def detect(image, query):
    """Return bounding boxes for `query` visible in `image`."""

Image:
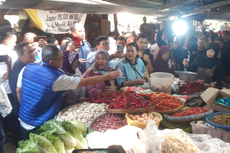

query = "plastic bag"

[135,89,153,97]
[188,134,230,153]
[120,87,144,92]
[138,120,163,153]
[161,129,200,153]
[86,125,142,151]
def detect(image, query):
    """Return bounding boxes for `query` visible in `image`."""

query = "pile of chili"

[87,91,153,109]
[170,107,210,117]
[210,113,230,126]
[150,92,183,111]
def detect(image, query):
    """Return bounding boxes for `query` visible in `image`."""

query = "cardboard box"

[200,88,230,111]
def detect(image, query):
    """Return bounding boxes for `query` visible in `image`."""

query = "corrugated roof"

[1,0,230,20]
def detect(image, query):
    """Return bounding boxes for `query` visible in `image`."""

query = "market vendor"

[116,42,147,87]
[153,45,171,73]
[183,43,225,88]
[83,50,117,97]
[60,51,86,107]
[16,44,121,140]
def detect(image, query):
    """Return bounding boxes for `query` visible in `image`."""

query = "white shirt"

[17,64,81,130]
[0,44,18,94]
[108,37,116,55]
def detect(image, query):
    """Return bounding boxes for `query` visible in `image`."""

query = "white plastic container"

[150,72,174,94]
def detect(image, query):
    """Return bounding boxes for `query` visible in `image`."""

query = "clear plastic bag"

[188,134,230,153]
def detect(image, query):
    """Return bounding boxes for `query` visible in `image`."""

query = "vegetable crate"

[190,121,230,143]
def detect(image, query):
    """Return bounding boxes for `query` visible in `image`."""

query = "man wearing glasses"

[86,36,123,69]
[16,44,121,140]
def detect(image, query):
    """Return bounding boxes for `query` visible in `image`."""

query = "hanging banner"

[25,9,87,34]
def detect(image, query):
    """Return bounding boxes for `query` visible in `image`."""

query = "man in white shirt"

[0,31,18,105]
[86,36,124,69]
[16,44,121,140]
[108,31,117,55]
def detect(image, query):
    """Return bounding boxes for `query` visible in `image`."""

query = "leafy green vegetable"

[16,140,41,153]
[82,128,94,138]
[36,120,77,150]
[40,131,65,153]
[71,120,87,133]
[61,121,88,149]
[30,133,57,153]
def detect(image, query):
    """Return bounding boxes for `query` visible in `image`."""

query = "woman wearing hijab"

[184,43,225,88]
[83,50,117,97]
[116,42,147,87]
[153,45,171,73]
[60,51,86,106]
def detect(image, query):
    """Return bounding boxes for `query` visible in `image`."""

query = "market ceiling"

[1,0,230,21]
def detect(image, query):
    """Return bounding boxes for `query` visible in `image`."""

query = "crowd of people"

[1,16,230,152]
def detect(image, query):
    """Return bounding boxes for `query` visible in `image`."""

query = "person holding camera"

[136,33,153,75]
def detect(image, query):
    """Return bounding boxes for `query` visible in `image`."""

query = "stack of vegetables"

[150,92,183,111]
[16,120,88,153]
[87,91,153,109]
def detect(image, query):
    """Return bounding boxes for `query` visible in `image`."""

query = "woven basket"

[108,107,154,114]
[152,103,185,114]
[164,108,213,122]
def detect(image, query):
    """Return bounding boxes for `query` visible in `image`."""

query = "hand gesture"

[143,54,150,63]
[210,82,217,88]
[67,42,79,53]
[113,50,124,59]
[105,85,117,92]
[183,58,189,68]
[106,71,121,80]
[135,79,146,85]
[38,39,48,47]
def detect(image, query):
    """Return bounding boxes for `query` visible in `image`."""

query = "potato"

[141,113,147,118]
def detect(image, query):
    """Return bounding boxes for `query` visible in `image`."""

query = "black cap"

[214,36,224,42]
[0,25,13,36]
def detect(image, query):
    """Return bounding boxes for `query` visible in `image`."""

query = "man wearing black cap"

[215,36,230,76]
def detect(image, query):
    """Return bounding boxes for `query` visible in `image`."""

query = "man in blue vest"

[16,44,121,140]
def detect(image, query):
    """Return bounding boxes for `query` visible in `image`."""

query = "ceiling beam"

[158,0,230,20]
[211,9,230,16]
[182,0,230,17]
[159,0,196,10]
[139,0,164,5]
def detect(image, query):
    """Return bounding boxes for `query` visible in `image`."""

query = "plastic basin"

[206,112,230,130]
[125,111,162,129]
[150,72,174,94]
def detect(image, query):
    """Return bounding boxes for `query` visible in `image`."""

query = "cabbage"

[40,131,65,153]
[16,140,41,153]
[30,133,57,153]
[36,120,77,150]
[71,120,87,133]
[61,121,88,149]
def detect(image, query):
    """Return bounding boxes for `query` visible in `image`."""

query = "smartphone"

[33,36,47,42]
[0,55,8,62]
[72,36,81,48]
[73,149,119,153]
[143,48,150,55]
[117,44,123,52]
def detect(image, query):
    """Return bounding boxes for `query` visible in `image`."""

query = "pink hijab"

[153,45,170,73]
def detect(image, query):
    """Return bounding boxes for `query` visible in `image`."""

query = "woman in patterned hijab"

[60,51,86,107]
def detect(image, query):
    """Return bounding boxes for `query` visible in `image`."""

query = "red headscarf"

[153,45,170,73]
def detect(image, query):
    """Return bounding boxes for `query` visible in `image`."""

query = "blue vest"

[19,62,64,127]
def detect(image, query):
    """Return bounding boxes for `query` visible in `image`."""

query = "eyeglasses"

[102,43,109,46]
[50,55,65,61]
